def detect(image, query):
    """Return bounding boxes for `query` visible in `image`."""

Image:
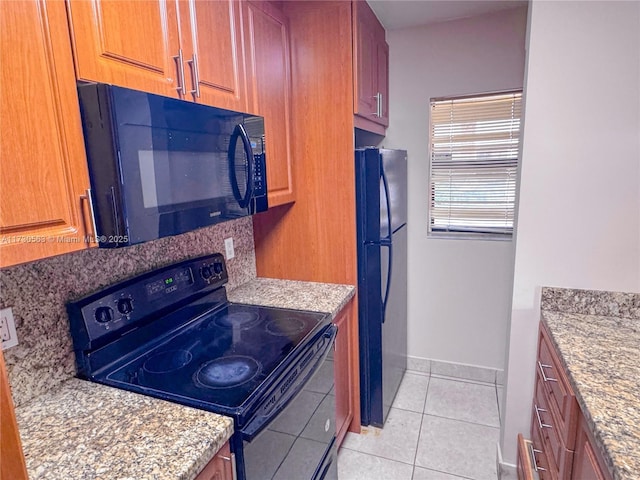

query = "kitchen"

[1,1,639,480]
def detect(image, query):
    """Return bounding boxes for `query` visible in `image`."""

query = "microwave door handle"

[228,124,255,209]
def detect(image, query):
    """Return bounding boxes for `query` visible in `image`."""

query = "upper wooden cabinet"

[67,0,246,110]
[178,0,247,111]
[243,1,295,206]
[352,0,389,134]
[0,0,93,268]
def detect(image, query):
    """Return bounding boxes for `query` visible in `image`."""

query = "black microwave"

[77,83,268,248]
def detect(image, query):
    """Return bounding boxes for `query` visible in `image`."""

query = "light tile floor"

[338,370,502,480]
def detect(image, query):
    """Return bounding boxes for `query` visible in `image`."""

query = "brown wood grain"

[66,0,182,97]
[253,0,360,433]
[352,0,388,128]
[572,415,612,480]
[180,0,247,111]
[194,441,234,480]
[334,299,357,446]
[0,0,93,267]
[1,349,28,480]
[244,0,295,206]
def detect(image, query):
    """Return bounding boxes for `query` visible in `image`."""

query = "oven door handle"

[241,324,337,442]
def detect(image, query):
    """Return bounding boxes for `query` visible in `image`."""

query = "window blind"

[429,91,522,236]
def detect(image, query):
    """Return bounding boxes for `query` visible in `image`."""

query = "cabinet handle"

[219,453,237,480]
[538,361,558,383]
[534,404,552,430]
[80,188,98,244]
[528,442,547,472]
[378,92,383,117]
[372,93,381,117]
[173,49,187,95]
[186,53,201,98]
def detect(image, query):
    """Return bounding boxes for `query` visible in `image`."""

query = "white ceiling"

[367,0,528,30]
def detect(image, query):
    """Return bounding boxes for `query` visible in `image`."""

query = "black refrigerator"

[355,147,408,427]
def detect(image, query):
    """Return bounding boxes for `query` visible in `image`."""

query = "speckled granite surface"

[541,286,640,319]
[540,288,640,480]
[0,217,255,407]
[227,277,355,318]
[14,378,234,480]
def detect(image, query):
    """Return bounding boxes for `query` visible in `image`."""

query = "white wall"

[384,7,528,369]
[501,0,640,464]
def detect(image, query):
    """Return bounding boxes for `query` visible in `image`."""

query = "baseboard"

[496,442,517,479]
[407,356,504,385]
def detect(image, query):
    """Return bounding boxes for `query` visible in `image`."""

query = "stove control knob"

[117,298,133,315]
[201,266,213,280]
[95,306,114,323]
[213,261,223,275]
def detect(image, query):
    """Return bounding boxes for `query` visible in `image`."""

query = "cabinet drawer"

[537,324,579,450]
[532,375,574,479]
[516,434,537,480]
[530,418,556,480]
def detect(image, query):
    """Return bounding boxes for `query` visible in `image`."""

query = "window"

[429,91,522,238]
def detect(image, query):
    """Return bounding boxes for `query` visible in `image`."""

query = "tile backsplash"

[0,217,256,407]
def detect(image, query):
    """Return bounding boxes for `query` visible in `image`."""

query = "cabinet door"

[66,0,183,98]
[244,1,295,206]
[353,0,377,119]
[1,349,27,480]
[376,37,389,126]
[0,0,92,267]
[180,0,247,111]
[195,441,235,480]
[334,300,355,447]
[572,416,612,480]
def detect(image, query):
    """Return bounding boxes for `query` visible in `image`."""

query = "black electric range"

[67,253,338,480]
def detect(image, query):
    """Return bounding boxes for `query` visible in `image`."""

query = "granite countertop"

[541,289,640,480]
[227,277,356,318]
[15,379,234,480]
[12,276,354,480]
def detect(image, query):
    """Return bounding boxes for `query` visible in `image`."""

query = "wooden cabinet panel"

[516,434,535,480]
[573,416,612,480]
[353,1,376,119]
[527,322,613,480]
[532,373,573,479]
[352,0,388,133]
[1,349,28,480]
[181,0,247,111]
[538,324,579,450]
[244,1,295,206]
[334,299,355,447]
[253,0,360,432]
[195,441,235,480]
[0,0,92,267]
[67,0,182,98]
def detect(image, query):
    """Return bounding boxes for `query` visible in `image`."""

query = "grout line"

[422,412,501,429]
[338,445,416,467]
[428,373,497,387]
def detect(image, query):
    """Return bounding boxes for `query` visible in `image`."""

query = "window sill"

[427,231,513,242]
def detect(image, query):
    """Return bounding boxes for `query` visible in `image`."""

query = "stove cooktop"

[102,303,328,409]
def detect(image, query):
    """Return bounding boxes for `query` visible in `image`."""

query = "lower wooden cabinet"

[518,323,612,480]
[195,440,235,480]
[572,415,611,480]
[1,349,28,480]
[333,299,355,447]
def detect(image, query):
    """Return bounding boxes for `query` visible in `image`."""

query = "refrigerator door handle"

[380,240,393,323]
[380,157,393,241]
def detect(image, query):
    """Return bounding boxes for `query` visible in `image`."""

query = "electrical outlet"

[224,237,235,260]
[0,307,18,349]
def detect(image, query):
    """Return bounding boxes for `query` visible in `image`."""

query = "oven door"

[238,328,338,480]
